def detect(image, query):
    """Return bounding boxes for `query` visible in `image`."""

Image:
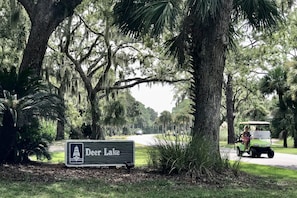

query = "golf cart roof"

[239,121,270,125]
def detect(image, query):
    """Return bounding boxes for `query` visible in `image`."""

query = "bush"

[39,120,56,142]
[148,135,229,178]
[13,118,52,163]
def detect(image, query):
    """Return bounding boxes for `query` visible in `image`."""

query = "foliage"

[15,118,52,162]
[114,1,281,155]
[0,0,28,68]
[148,136,229,178]
[171,99,192,134]
[103,99,127,128]
[44,0,180,139]
[2,150,297,197]
[0,67,64,163]
[39,120,57,142]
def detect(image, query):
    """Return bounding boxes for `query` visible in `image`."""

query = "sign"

[65,140,134,167]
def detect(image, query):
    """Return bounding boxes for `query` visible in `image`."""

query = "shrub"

[148,135,229,178]
[39,120,56,142]
[14,118,52,163]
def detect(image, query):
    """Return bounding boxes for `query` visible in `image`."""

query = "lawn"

[1,142,297,198]
[0,141,297,198]
[1,160,297,198]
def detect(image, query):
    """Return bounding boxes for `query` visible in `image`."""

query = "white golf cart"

[235,121,274,158]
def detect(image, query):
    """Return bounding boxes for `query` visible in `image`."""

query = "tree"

[172,99,192,135]
[158,111,172,134]
[284,61,297,148]
[103,99,126,135]
[48,1,185,139]
[44,19,87,140]
[223,29,281,144]
[258,6,297,147]
[225,73,236,144]
[114,0,281,160]
[17,0,83,76]
[0,0,27,69]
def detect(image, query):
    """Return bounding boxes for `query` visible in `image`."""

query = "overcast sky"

[130,84,175,114]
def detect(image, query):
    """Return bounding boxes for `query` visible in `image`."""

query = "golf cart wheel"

[250,148,257,158]
[236,147,242,157]
[268,149,274,158]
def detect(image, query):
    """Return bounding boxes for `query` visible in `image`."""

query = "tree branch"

[79,35,101,64]
[106,77,190,91]
[77,14,105,37]
[18,0,35,20]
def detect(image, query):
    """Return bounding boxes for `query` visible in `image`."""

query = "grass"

[271,138,297,155]
[1,164,297,198]
[9,135,297,197]
[240,162,297,180]
[272,146,297,155]
[0,180,232,198]
[4,143,297,198]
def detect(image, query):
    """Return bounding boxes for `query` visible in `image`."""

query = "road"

[128,134,297,170]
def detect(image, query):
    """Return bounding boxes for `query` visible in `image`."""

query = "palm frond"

[113,0,146,37]
[114,0,181,37]
[187,0,222,22]
[164,32,187,65]
[233,0,282,30]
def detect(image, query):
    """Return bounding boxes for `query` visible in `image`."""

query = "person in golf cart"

[240,125,251,150]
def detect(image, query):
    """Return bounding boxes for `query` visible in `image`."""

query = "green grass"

[0,180,296,198]
[1,164,297,198]
[240,162,297,180]
[0,180,280,198]
[50,152,65,163]
[270,138,297,154]
[272,146,297,155]
[21,136,297,198]
[134,146,150,166]
[4,144,297,198]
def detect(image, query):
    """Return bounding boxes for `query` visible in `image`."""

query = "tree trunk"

[18,0,83,76]
[191,1,233,157]
[89,92,104,140]
[0,110,17,163]
[226,74,235,144]
[294,117,297,148]
[56,119,65,140]
[282,130,288,148]
[55,79,67,140]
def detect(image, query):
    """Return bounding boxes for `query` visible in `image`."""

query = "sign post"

[65,140,134,169]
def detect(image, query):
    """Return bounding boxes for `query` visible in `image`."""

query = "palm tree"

[114,0,281,159]
[260,66,288,110]
[159,111,172,134]
[259,66,290,147]
[0,67,64,163]
[103,100,127,136]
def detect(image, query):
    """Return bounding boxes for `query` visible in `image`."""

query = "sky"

[130,84,175,114]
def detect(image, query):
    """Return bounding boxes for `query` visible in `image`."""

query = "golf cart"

[235,121,274,158]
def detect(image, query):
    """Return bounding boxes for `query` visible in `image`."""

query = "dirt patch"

[0,163,180,183]
[0,162,279,189]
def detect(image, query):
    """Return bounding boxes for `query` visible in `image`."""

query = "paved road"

[128,134,297,170]
[49,134,297,170]
[221,148,297,170]
[127,134,159,146]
